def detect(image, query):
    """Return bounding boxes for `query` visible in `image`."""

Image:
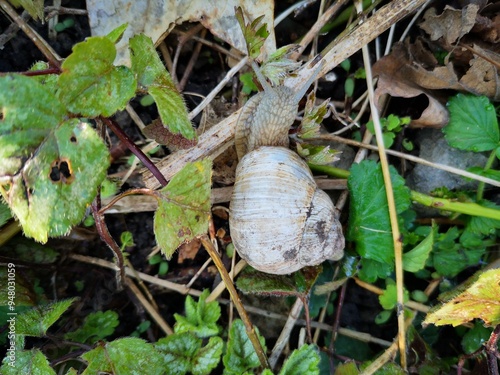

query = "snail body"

[229,62,345,274]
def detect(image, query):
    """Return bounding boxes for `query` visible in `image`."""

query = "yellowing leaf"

[424,269,500,327]
[154,159,212,258]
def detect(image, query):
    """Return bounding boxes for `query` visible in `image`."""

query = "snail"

[229,61,345,274]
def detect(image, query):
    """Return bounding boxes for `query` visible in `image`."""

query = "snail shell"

[229,147,345,274]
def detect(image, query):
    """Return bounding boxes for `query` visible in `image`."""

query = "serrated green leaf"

[81,337,164,375]
[235,7,269,59]
[17,298,76,337]
[424,269,500,327]
[403,226,434,272]
[129,34,195,140]
[432,227,485,277]
[279,344,320,375]
[58,36,136,117]
[192,336,224,375]
[154,159,212,258]
[297,144,340,165]
[106,23,128,43]
[466,166,500,182]
[465,200,500,235]
[347,160,411,266]
[299,93,330,139]
[260,45,301,86]
[64,310,119,344]
[0,75,65,176]
[1,114,109,242]
[174,290,220,338]
[155,333,223,375]
[236,266,321,298]
[357,258,393,283]
[379,284,409,310]
[0,348,56,375]
[443,94,499,152]
[223,319,266,375]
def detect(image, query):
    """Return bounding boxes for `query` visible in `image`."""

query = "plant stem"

[476,149,497,201]
[485,324,500,375]
[411,191,500,220]
[200,235,270,370]
[91,200,125,290]
[310,163,500,220]
[102,118,168,187]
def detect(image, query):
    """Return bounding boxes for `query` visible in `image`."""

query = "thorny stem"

[0,0,61,69]
[200,235,270,370]
[91,200,125,290]
[102,118,168,187]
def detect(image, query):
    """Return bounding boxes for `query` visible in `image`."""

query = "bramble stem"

[102,118,168,187]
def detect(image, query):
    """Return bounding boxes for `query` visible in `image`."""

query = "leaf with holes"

[57,32,136,117]
[130,34,195,140]
[0,75,109,242]
[154,159,212,258]
[424,269,500,327]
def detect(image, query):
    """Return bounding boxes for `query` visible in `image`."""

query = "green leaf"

[379,284,409,310]
[347,160,411,265]
[334,361,359,375]
[155,333,223,375]
[58,36,136,117]
[432,227,485,277]
[105,23,128,43]
[129,34,195,140]
[81,337,164,375]
[424,269,500,327]
[239,72,259,95]
[223,319,266,375]
[403,227,434,272]
[357,258,393,283]
[17,299,76,337]
[465,200,500,235]
[443,94,499,152]
[297,144,340,165]
[154,159,212,258]
[0,348,56,375]
[174,290,220,338]
[15,0,44,21]
[64,310,119,344]
[235,6,269,59]
[0,76,109,242]
[236,266,321,298]
[0,266,36,307]
[461,321,491,354]
[298,93,330,139]
[279,344,320,375]
[467,166,500,182]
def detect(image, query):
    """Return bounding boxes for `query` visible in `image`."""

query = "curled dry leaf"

[86,0,276,66]
[372,42,449,128]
